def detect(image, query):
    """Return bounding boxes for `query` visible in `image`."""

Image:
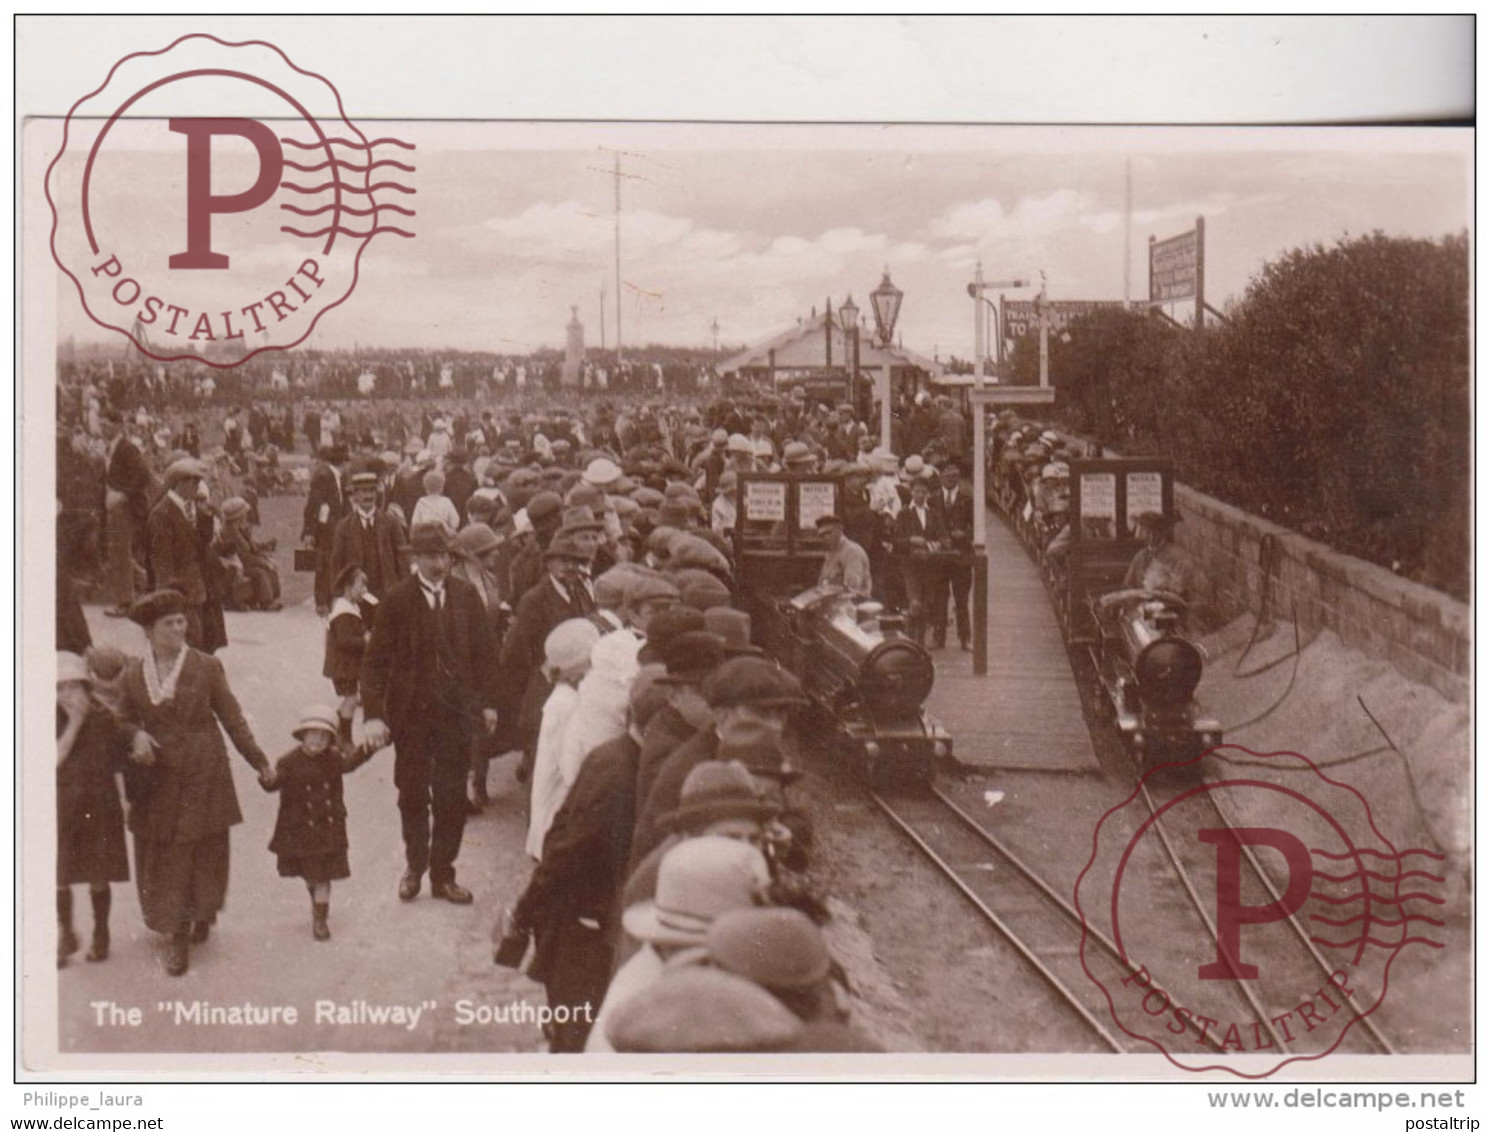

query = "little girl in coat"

[264,705,376,940]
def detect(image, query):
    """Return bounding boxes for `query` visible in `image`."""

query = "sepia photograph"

[14,13,1475,1108]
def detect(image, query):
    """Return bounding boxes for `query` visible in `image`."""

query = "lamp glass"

[837,295,859,334]
[870,271,903,345]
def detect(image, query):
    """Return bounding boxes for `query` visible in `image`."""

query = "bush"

[1011,231,1470,600]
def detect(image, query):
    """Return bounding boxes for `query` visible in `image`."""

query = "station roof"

[720,309,943,377]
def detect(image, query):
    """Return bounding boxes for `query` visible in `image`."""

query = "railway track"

[872,779,1396,1059]
[870,784,1162,1054]
[1136,777,1396,1056]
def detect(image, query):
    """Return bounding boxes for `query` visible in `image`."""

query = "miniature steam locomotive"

[1090,593,1222,763]
[730,472,952,786]
[773,585,952,784]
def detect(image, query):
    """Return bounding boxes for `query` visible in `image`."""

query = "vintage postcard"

[16,16,1474,1093]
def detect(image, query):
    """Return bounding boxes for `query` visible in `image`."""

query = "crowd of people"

[988,416,1201,623]
[55,359,1006,1053]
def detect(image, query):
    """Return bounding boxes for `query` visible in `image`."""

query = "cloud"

[926,190,1095,247]
[485,200,742,264]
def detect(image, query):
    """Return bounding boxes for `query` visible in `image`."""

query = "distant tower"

[562,305,585,387]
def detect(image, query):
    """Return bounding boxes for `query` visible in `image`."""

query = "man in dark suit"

[892,475,949,647]
[931,459,975,650]
[498,533,595,786]
[361,523,499,905]
[331,462,409,609]
[101,411,153,616]
[302,444,346,615]
[146,458,210,647]
[442,449,477,527]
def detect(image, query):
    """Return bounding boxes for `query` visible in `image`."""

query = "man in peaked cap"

[502,673,671,1051]
[630,656,805,869]
[624,570,682,637]
[588,566,636,636]
[331,461,408,608]
[679,572,733,612]
[361,523,500,906]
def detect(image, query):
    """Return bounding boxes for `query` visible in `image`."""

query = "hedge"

[1007,231,1470,600]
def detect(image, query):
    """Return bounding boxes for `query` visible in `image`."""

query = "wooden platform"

[925,511,1101,773]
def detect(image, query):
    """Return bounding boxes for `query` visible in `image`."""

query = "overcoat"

[359,572,499,739]
[266,742,375,859]
[119,650,270,846]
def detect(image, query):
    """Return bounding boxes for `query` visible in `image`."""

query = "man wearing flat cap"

[360,522,499,905]
[146,458,212,648]
[630,656,804,869]
[815,513,872,599]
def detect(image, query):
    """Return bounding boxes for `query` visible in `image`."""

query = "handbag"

[293,547,318,572]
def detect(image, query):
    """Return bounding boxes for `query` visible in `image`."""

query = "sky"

[53,124,1470,361]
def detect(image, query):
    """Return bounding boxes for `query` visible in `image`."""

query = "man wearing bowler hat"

[361,523,499,904]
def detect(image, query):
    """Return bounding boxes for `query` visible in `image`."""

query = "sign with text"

[1149,227,1200,302]
[1125,471,1164,535]
[744,480,787,522]
[797,481,836,529]
[1002,299,1125,340]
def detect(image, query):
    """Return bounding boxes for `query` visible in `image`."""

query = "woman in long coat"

[119,590,274,975]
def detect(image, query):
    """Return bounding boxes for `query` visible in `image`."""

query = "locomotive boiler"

[776,584,952,784]
[1092,593,1222,764]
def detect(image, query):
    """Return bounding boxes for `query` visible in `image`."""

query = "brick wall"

[1173,486,1469,703]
